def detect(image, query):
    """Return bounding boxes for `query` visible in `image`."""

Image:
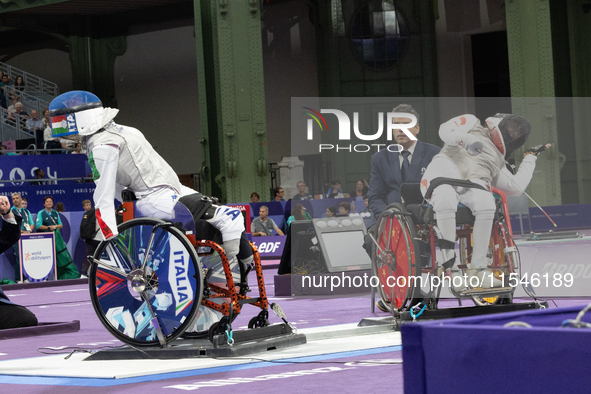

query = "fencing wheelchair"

[371,177,533,317]
[87,194,275,347]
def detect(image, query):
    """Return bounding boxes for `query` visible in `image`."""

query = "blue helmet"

[49,91,114,137]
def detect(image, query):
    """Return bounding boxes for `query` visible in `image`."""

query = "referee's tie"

[401,151,411,184]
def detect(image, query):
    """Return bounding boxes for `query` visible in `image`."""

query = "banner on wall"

[19,232,57,283]
[0,154,89,185]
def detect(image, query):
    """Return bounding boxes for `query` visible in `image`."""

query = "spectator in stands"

[70,141,83,154]
[327,179,344,198]
[292,181,313,201]
[252,205,284,237]
[55,202,65,213]
[0,74,11,101]
[250,192,260,203]
[30,168,47,185]
[6,94,19,113]
[0,72,5,108]
[7,102,29,130]
[44,125,63,153]
[35,196,79,279]
[350,179,369,198]
[360,196,372,215]
[10,192,34,282]
[1,145,18,156]
[26,110,44,136]
[286,204,312,228]
[337,201,351,216]
[272,186,285,202]
[41,109,50,129]
[325,206,336,218]
[13,76,25,92]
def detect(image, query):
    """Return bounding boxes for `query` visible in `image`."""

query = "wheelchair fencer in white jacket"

[48,91,252,267]
[420,113,547,289]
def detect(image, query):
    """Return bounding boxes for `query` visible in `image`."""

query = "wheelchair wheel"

[373,203,419,312]
[181,242,247,339]
[469,221,517,306]
[89,218,203,347]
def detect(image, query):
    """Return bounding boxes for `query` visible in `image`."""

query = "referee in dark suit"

[366,104,440,312]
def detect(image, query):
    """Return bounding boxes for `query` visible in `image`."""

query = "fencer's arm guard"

[91,144,121,240]
[439,114,481,146]
[492,154,537,196]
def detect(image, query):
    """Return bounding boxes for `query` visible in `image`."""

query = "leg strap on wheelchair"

[424,177,487,200]
[436,239,456,270]
[178,193,220,222]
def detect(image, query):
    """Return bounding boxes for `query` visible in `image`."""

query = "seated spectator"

[250,192,260,203]
[292,181,313,201]
[30,168,47,185]
[70,141,83,154]
[44,126,63,153]
[0,74,11,104]
[360,196,372,215]
[325,206,336,218]
[6,102,29,130]
[350,179,369,198]
[6,94,19,113]
[272,186,285,202]
[0,145,18,156]
[41,108,51,129]
[252,205,284,237]
[337,201,351,216]
[327,179,344,198]
[286,204,312,228]
[13,76,25,93]
[26,110,44,136]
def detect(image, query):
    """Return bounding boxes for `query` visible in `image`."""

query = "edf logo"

[258,242,281,254]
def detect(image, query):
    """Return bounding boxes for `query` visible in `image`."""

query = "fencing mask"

[485,113,531,157]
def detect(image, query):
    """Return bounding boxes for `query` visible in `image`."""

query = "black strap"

[436,239,456,270]
[442,256,455,270]
[424,177,487,200]
[436,239,455,250]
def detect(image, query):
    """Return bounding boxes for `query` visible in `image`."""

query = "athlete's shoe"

[468,267,504,289]
[376,299,392,313]
[449,269,468,293]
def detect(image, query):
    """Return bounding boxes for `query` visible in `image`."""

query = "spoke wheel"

[89,218,203,347]
[372,203,419,312]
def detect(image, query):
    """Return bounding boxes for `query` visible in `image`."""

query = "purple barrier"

[402,305,591,394]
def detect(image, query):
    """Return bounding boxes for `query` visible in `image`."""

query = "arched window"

[351,1,408,70]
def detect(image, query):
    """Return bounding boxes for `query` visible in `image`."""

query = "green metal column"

[505,0,563,206]
[195,0,269,203]
[68,17,126,108]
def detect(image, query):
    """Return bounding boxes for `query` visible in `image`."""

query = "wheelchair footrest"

[457,287,514,297]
